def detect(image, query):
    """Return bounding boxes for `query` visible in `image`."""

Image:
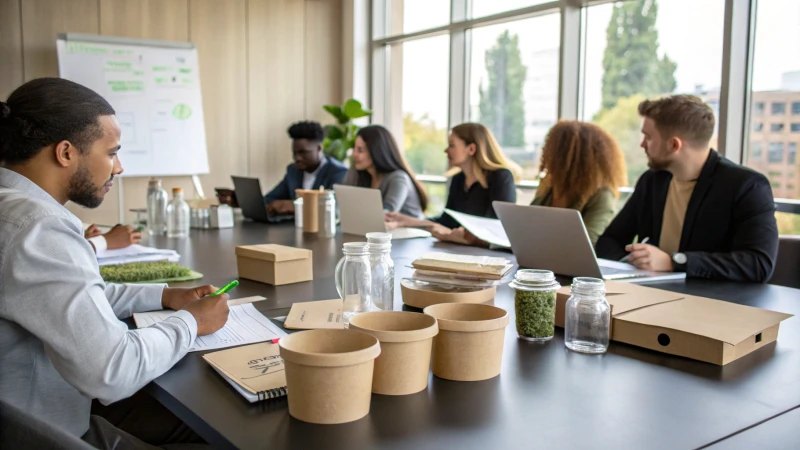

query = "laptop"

[231,176,293,223]
[493,202,685,283]
[333,184,432,240]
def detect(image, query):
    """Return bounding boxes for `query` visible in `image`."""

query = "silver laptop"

[493,202,685,282]
[333,184,432,240]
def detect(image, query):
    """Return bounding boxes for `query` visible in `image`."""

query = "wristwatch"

[672,252,687,271]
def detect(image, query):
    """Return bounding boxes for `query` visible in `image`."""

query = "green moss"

[100,261,193,283]
[514,289,557,339]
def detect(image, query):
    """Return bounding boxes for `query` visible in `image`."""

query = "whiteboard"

[56,34,209,177]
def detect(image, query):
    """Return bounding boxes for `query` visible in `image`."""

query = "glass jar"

[166,188,190,239]
[509,269,560,341]
[294,197,303,228]
[334,242,372,326]
[564,277,611,354]
[320,191,336,238]
[366,232,394,311]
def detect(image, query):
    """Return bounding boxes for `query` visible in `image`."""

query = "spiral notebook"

[202,341,287,403]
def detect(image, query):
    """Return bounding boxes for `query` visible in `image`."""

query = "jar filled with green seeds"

[510,269,560,341]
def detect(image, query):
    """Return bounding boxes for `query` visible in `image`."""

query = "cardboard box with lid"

[555,281,792,365]
[235,244,313,286]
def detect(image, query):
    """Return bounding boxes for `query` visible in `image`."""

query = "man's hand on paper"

[267,200,294,215]
[173,285,231,335]
[84,224,103,239]
[104,225,142,250]
[162,285,224,310]
[625,243,674,272]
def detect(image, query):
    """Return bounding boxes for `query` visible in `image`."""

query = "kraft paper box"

[235,244,312,286]
[555,281,793,365]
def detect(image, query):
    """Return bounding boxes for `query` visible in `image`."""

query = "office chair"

[769,235,800,289]
[0,399,95,450]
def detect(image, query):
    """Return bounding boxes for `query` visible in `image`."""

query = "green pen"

[211,280,239,296]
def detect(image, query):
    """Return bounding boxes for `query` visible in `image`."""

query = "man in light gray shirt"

[0,78,230,449]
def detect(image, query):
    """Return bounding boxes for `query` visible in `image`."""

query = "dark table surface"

[141,221,800,450]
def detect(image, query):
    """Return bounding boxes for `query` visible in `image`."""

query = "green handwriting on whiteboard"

[152,66,173,72]
[107,81,144,92]
[66,42,109,54]
[172,104,192,120]
[178,68,192,74]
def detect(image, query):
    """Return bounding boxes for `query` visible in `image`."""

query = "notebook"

[202,341,287,403]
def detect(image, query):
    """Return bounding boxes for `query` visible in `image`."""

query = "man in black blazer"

[596,95,778,283]
[263,121,347,215]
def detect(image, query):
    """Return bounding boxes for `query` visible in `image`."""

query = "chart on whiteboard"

[57,39,209,177]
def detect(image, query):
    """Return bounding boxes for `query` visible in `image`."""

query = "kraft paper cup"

[423,303,509,382]
[401,279,496,309]
[295,189,321,233]
[279,329,381,424]
[349,311,439,395]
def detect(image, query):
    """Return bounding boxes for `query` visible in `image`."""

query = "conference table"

[142,220,800,450]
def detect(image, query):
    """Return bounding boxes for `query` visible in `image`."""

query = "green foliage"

[600,0,677,112]
[322,99,373,161]
[100,261,193,283]
[594,94,649,185]
[403,113,449,176]
[478,30,527,148]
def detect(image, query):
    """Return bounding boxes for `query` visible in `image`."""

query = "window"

[750,142,763,160]
[471,0,551,19]
[393,35,450,178]
[768,143,784,163]
[791,123,800,132]
[771,123,785,132]
[772,103,787,115]
[790,143,797,165]
[754,102,765,116]
[381,0,451,37]
[792,102,800,115]
[754,122,764,132]
[581,0,724,184]
[468,14,560,180]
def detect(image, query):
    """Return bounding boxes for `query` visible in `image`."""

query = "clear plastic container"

[509,269,560,342]
[334,242,372,326]
[294,197,303,228]
[166,188,190,239]
[146,178,168,236]
[366,232,394,311]
[564,277,611,354]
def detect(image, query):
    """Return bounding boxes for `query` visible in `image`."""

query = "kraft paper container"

[295,189,322,233]
[423,303,509,382]
[279,329,380,424]
[401,279,496,309]
[349,311,439,395]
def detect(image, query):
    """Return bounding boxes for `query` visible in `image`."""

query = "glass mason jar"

[564,277,611,354]
[294,197,303,228]
[509,269,561,341]
[334,242,372,326]
[366,232,394,311]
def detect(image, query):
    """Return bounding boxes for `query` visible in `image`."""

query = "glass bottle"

[334,242,372,326]
[146,178,168,236]
[166,188,190,239]
[509,269,560,341]
[294,197,303,228]
[366,232,394,311]
[320,191,336,238]
[564,277,611,354]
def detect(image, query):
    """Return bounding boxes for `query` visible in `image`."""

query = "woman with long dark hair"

[343,125,428,218]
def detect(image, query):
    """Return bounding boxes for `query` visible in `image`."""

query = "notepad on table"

[96,244,180,266]
[284,299,344,330]
[203,342,287,403]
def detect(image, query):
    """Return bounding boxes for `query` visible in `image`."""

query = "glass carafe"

[564,277,611,354]
[334,242,372,326]
[366,232,394,311]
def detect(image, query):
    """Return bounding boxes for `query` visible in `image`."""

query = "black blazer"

[595,150,778,283]
[263,155,348,204]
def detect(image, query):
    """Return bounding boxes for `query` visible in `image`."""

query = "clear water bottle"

[334,242,372,326]
[146,178,168,236]
[564,277,611,354]
[366,232,394,311]
[166,188,190,239]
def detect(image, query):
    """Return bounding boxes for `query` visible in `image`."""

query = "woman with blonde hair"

[385,123,520,232]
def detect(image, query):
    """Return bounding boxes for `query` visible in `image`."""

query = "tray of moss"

[100,261,203,284]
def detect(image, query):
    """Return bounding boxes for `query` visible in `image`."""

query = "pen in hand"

[620,237,649,262]
[210,280,239,296]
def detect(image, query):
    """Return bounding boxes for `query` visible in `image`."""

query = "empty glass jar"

[366,232,394,311]
[334,242,372,326]
[510,269,560,341]
[564,277,610,354]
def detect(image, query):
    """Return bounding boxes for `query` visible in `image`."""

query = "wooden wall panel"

[248,0,306,188]
[305,0,343,124]
[190,0,248,194]
[0,0,24,100]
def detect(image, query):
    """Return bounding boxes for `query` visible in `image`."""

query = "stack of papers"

[96,244,180,266]
[410,252,514,287]
[443,208,510,248]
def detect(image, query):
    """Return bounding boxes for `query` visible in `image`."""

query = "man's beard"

[68,163,109,209]
[646,147,670,172]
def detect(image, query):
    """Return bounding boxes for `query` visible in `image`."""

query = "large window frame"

[367,0,800,215]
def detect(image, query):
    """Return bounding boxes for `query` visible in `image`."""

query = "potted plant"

[322,99,373,161]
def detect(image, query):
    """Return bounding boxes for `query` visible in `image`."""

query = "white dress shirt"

[302,157,327,190]
[0,167,197,438]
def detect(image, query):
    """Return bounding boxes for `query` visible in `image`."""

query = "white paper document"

[444,208,510,248]
[598,258,687,283]
[96,244,180,266]
[133,302,286,352]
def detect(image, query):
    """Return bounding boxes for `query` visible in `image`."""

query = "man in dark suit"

[595,95,778,283]
[263,121,348,215]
